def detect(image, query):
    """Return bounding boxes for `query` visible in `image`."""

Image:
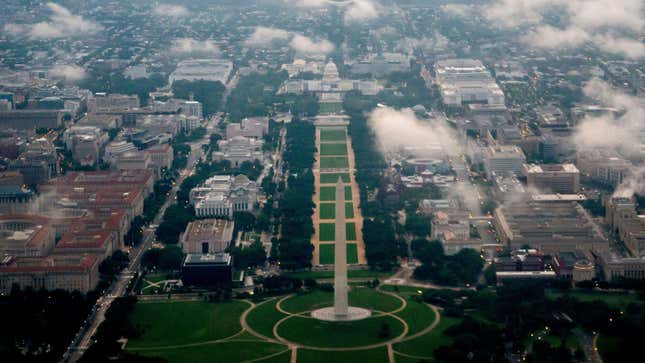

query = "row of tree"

[274,120,316,270]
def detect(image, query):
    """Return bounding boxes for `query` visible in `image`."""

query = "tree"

[233,211,256,233]
[229,239,266,269]
[172,80,225,116]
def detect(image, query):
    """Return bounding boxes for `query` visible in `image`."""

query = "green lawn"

[278,315,404,348]
[318,102,343,115]
[284,270,392,280]
[318,222,357,241]
[134,341,288,363]
[319,202,354,219]
[319,172,350,184]
[546,289,637,309]
[395,299,436,336]
[320,143,348,156]
[320,156,349,169]
[127,301,247,348]
[320,129,346,142]
[597,334,620,362]
[297,347,388,363]
[319,243,358,265]
[319,186,352,201]
[245,298,288,340]
[280,288,403,314]
[393,316,461,357]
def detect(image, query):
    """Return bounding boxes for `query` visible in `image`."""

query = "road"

[61,123,211,363]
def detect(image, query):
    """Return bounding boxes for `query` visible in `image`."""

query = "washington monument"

[334,177,349,317]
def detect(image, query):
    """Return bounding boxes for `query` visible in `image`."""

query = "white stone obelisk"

[334,177,349,317]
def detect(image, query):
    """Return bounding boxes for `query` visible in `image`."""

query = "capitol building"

[280,61,381,96]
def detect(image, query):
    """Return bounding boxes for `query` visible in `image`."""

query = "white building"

[435,59,505,106]
[190,175,258,218]
[349,53,411,77]
[88,93,140,112]
[104,140,137,163]
[169,59,233,85]
[226,117,268,139]
[214,136,264,166]
[483,145,526,177]
[281,59,322,77]
[281,61,382,96]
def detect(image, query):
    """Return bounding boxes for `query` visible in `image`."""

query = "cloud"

[440,4,475,17]
[245,27,290,47]
[48,64,87,82]
[289,34,335,55]
[170,38,220,55]
[523,26,591,49]
[482,0,645,58]
[613,166,645,198]
[573,78,644,158]
[344,0,381,24]
[283,0,329,8]
[593,35,645,59]
[368,106,484,213]
[11,2,103,39]
[154,4,190,18]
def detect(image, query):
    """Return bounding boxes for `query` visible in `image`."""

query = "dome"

[322,61,340,81]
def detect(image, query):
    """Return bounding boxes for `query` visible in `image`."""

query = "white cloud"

[440,4,475,17]
[344,0,381,24]
[574,78,645,158]
[523,26,591,49]
[17,2,103,39]
[283,0,329,8]
[154,4,190,18]
[170,38,220,55]
[48,64,87,82]
[245,27,291,47]
[483,0,645,58]
[593,35,645,59]
[289,34,335,55]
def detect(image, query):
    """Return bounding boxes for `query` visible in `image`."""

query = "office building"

[181,219,234,254]
[214,136,263,166]
[434,59,505,106]
[169,59,233,85]
[181,253,232,287]
[483,145,526,177]
[524,163,580,194]
[190,175,258,218]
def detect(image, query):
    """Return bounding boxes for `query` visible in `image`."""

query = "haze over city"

[0,1,643,362]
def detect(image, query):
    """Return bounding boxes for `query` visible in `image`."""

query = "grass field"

[319,202,354,219]
[320,129,346,142]
[284,270,392,280]
[278,315,404,348]
[319,186,352,201]
[127,301,247,348]
[546,289,637,308]
[319,173,350,184]
[318,222,357,241]
[319,243,358,265]
[319,156,349,169]
[320,143,348,156]
[135,341,288,363]
[318,102,343,114]
[280,288,402,314]
[297,347,388,363]
[245,298,288,340]
[395,299,436,336]
[393,316,460,357]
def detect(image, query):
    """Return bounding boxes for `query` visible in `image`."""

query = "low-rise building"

[431,209,476,254]
[214,136,263,166]
[524,163,580,194]
[483,145,526,177]
[190,175,258,218]
[181,219,234,254]
[181,253,232,287]
[494,199,608,253]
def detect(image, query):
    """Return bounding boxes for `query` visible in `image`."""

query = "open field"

[278,315,404,348]
[320,129,346,142]
[319,173,350,184]
[127,301,247,348]
[319,243,358,264]
[297,347,388,363]
[318,222,357,241]
[319,186,352,201]
[134,341,288,363]
[318,202,354,219]
[320,156,349,169]
[320,143,348,156]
